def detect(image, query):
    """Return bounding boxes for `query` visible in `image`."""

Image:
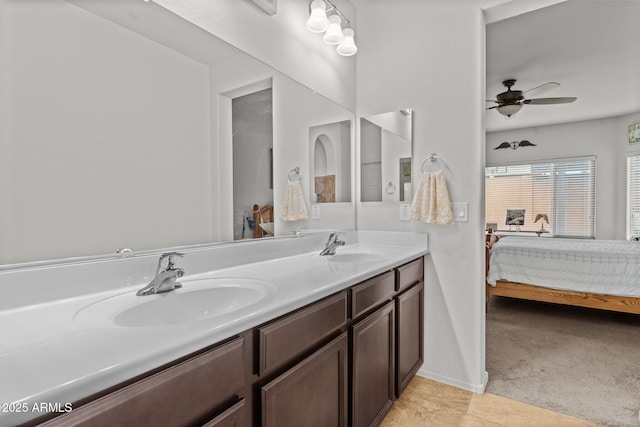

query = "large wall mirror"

[0,0,355,265]
[360,110,413,202]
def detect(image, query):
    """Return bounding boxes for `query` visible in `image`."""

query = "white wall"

[154,0,356,111]
[487,111,640,240]
[0,0,214,263]
[356,0,488,392]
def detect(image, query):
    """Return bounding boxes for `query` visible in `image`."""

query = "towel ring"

[288,166,301,181]
[421,153,445,172]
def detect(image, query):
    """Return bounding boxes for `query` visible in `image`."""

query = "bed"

[486,235,640,314]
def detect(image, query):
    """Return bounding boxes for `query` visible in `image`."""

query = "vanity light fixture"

[336,28,357,56]
[323,14,345,45]
[306,0,357,56]
[306,0,329,32]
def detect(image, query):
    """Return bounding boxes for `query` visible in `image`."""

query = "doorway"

[231,87,273,240]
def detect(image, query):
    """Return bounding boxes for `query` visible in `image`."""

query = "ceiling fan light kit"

[497,104,522,117]
[488,79,577,117]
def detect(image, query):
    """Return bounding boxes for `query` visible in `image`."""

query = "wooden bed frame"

[485,235,640,315]
[253,204,274,238]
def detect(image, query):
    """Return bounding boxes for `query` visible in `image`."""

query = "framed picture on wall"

[251,0,277,15]
[629,123,640,144]
[505,209,525,226]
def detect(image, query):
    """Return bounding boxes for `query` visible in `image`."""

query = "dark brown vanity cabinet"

[351,301,396,427]
[38,337,247,427]
[351,257,425,427]
[395,258,425,397]
[395,280,424,396]
[350,272,396,427]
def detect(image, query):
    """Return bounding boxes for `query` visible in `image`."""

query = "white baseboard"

[417,368,489,394]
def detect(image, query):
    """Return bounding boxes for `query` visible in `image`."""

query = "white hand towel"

[410,170,454,225]
[281,178,309,221]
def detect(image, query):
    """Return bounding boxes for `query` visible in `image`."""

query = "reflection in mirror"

[360,110,413,202]
[231,86,274,240]
[0,0,355,266]
[309,121,352,203]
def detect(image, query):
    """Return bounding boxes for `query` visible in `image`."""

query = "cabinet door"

[352,301,395,427]
[40,337,245,427]
[261,333,348,427]
[396,281,424,397]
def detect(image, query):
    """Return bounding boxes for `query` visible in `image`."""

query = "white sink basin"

[74,278,275,327]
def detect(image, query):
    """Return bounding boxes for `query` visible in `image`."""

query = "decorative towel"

[281,176,309,221]
[410,170,454,225]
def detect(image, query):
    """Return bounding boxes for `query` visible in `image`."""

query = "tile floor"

[380,376,603,427]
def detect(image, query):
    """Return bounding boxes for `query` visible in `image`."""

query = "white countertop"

[0,231,428,426]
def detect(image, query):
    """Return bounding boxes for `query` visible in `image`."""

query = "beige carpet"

[486,296,640,427]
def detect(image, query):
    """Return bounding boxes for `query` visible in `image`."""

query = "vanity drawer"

[351,271,395,319]
[202,399,245,427]
[41,337,245,427]
[258,291,347,375]
[396,257,424,292]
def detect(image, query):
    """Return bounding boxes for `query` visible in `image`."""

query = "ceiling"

[349,0,640,132]
[485,0,640,132]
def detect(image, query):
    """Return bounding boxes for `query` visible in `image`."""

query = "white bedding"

[487,236,640,297]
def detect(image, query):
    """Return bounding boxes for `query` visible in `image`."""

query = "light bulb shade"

[497,104,522,117]
[336,28,357,56]
[306,0,329,33]
[323,15,344,45]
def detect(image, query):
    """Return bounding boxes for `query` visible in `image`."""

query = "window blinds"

[485,157,596,238]
[627,155,640,238]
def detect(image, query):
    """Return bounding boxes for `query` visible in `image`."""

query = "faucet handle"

[329,232,345,243]
[157,252,184,272]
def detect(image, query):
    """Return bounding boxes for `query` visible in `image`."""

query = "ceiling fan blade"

[486,105,498,110]
[524,97,577,105]
[522,82,560,98]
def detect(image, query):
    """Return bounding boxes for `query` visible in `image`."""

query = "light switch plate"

[399,203,411,221]
[311,204,320,220]
[451,202,469,222]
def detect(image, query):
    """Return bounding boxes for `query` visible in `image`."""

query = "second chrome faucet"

[320,232,346,256]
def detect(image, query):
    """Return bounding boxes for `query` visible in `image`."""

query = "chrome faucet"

[320,232,346,256]
[136,252,185,296]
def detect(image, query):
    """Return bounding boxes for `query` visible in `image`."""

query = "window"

[485,157,596,238]
[627,155,640,238]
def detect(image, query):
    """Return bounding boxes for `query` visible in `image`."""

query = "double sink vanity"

[0,230,428,427]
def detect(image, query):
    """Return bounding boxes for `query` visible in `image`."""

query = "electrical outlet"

[311,204,320,220]
[451,202,469,222]
[399,203,411,221]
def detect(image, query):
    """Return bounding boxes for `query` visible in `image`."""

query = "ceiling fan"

[487,79,577,117]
